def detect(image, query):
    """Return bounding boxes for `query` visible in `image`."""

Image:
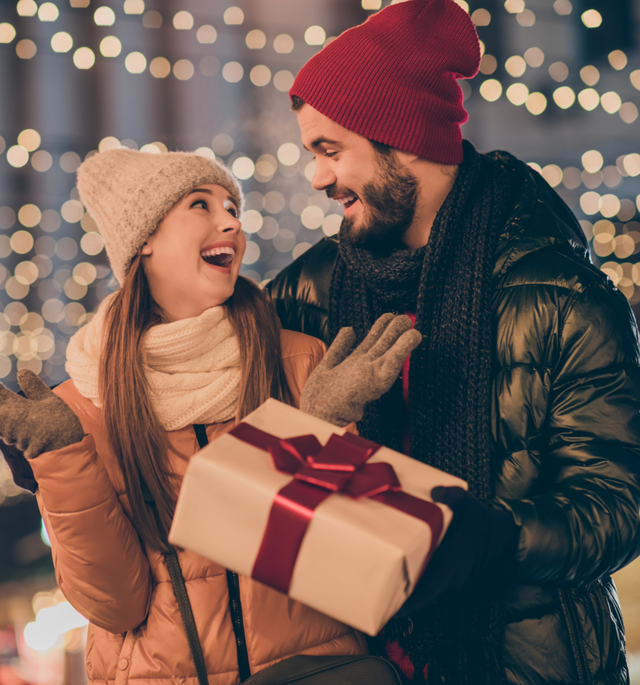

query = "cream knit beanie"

[76,148,243,284]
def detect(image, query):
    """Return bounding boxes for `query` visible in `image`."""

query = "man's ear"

[140,241,152,256]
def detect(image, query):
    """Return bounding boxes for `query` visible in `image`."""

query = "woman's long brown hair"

[100,254,293,552]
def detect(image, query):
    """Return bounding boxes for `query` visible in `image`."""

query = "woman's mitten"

[300,313,422,426]
[0,370,85,459]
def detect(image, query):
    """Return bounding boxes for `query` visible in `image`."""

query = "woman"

[0,149,419,685]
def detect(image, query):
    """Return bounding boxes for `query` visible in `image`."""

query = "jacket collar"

[489,151,590,281]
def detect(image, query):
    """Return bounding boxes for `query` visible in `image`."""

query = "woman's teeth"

[201,246,235,267]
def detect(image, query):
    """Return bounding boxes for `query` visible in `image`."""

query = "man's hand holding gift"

[301,312,519,612]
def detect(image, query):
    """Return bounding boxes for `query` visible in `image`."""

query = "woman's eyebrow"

[188,188,212,196]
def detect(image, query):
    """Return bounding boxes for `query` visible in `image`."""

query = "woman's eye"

[325,151,337,158]
[191,199,208,210]
[223,200,238,217]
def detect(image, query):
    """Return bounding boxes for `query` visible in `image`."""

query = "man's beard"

[331,151,420,254]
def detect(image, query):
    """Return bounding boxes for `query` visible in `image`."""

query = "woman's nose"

[219,216,242,234]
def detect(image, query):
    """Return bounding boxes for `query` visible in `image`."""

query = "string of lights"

[0,0,638,396]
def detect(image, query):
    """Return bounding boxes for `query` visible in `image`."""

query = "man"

[266,0,640,683]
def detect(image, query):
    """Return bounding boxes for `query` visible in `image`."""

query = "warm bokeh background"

[0,0,639,683]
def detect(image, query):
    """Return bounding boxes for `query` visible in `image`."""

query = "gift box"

[169,399,466,636]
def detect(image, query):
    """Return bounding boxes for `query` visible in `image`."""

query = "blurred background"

[0,0,639,682]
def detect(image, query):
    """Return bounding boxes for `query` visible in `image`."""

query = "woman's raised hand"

[0,370,84,459]
[300,313,422,427]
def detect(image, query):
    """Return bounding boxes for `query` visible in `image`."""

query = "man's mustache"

[325,184,359,200]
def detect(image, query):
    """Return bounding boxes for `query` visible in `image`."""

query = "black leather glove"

[397,486,519,615]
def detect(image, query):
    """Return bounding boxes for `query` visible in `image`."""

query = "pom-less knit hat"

[290,0,481,165]
[76,149,243,284]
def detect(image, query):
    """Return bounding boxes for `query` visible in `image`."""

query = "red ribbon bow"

[230,423,443,594]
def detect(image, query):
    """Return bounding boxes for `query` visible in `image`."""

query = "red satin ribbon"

[229,423,444,594]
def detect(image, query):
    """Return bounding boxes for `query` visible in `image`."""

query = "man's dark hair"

[290,94,305,111]
[290,94,394,158]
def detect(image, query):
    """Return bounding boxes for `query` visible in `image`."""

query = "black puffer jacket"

[267,162,640,685]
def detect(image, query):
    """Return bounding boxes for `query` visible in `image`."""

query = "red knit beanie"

[290,0,481,165]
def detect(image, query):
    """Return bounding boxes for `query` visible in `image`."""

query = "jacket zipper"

[559,588,589,684]
[226,569,252,682]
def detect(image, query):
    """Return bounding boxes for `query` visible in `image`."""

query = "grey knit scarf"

[328,140,521,684]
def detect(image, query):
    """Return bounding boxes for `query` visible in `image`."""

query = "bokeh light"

[173,11,194,30]
[125,52,147,74]
[38,2,59,21]
[479,79,502,102]
[553,86,575,109]
[232,157,255,180]
[223,7,244,25]
[277,143,301,166]
[582,150,604,173]
[197,25,217,44]
[506,83,529,106]
[16,39,36,59]
[17,129,40,152]
[246,29,267,49]
[581,9,602,28]
[578,88,599,111]
[505,55,526,78]
[304,26,326,45]
[0,23,16,43]
[250,65,271,86]
[274,34,294,53]
[51,31,73,53]
[7,146,29,168]
[94,6,116,26]
[173,60,194,80]
[73,47,96,70]
[150,57,171,78]
[100,36,122,58]
[222,62,243,83]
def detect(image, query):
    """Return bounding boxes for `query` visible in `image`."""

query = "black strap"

[165,546,210,685]
[193,423,209,450]
[191,424,252,681]
[160,424,210,685]
[140,425,211,685]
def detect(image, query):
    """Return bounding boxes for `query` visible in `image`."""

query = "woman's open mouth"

[200,244,236,272]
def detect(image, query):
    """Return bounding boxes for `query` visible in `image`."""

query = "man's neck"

[400,158,459,250]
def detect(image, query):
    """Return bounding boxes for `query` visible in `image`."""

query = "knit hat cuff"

[290,0,479,165]
[77,149,243,284]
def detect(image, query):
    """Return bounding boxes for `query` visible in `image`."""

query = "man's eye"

[325,151,337,158]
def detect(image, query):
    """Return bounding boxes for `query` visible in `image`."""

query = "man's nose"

[311,158,337,191]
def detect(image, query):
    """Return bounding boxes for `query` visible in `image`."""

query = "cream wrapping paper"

[169,398,466,636]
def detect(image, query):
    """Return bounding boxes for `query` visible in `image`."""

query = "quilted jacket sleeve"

[31,434,152,633]
[496,282,640,584]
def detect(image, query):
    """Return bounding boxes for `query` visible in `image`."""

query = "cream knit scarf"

[66,293,241,431]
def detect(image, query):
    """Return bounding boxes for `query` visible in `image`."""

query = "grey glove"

[0,370,85,459]
[300,313,422,427]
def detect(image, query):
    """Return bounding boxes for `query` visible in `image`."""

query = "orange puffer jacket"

[30,329,368,685]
